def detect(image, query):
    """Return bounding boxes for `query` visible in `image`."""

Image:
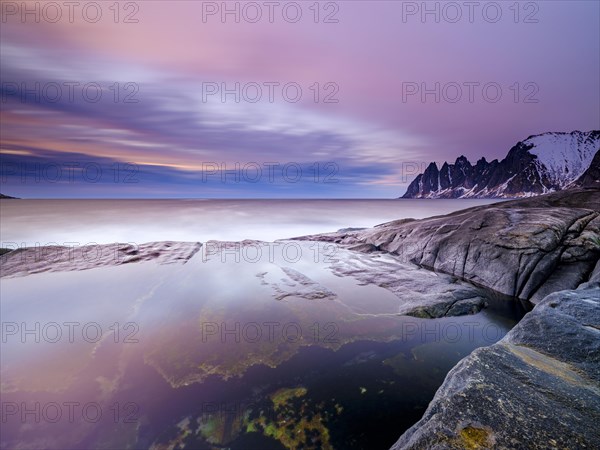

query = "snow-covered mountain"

[402,130,600,199]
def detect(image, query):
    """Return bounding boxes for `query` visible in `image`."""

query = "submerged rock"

[327,250,489,318]
[257,266,337,301]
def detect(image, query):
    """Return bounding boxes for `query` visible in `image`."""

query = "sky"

[0,0,599,198]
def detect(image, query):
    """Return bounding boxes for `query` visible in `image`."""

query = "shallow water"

[0,237,526,450]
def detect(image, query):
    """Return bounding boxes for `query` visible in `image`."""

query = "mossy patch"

[458,425,492,449]
[270,386,307,410]
[247,386,333,450]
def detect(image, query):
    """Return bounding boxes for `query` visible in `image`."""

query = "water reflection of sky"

[0,239,521,449]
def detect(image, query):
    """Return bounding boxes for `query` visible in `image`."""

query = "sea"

[0,198,499,245]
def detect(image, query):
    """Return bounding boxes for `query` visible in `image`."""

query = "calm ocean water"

[0,199,498,246]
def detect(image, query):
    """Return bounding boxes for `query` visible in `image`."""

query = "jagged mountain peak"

[402,130,600,199]
[521,131,599,189]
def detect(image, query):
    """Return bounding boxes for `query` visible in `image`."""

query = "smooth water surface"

[0,199,523,450]
[0,199,498,245]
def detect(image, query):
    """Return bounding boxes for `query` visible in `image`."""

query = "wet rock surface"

[294,189,600,305]
[391,286,600,450]
[0,241,202,278]
[326,250,489,318]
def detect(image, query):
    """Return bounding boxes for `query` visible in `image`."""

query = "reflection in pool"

[0,242,527,450]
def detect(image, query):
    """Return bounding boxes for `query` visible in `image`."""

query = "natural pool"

[0,240,528,450]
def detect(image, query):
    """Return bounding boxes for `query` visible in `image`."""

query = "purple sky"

[1,0,599,198]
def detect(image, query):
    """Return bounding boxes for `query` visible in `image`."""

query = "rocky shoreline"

[293,189,600,305]
[294,188,600,449]
[1,189,598,448]
[391,283,600,449]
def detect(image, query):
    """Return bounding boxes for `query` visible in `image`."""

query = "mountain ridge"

[402,130,600,199]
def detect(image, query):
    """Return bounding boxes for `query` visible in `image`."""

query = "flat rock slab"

[0,241,202,278]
